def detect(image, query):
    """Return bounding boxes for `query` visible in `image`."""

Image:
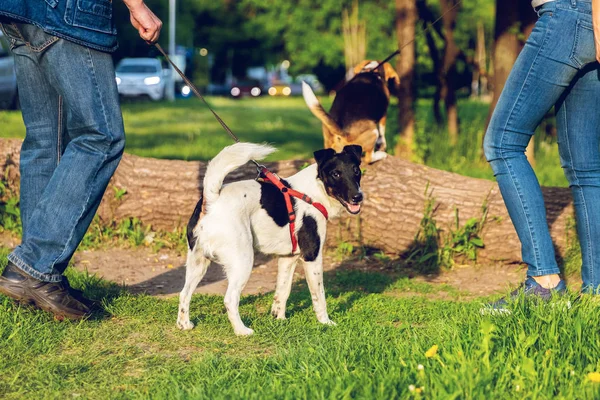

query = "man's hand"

[593,0,600,62]
[123,0,162,44]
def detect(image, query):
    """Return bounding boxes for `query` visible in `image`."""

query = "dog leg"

[303,256,335,326]
[177,247,210,330]
[271,255,300,319]
[370,150,388,163]
[377,118,387,152]
[223,254,255,336]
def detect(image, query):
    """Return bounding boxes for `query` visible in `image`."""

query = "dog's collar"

[258,167,328,254]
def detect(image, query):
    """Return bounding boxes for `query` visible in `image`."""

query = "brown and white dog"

[302,60,400,164]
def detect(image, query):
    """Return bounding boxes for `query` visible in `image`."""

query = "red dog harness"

[259,167,328,253]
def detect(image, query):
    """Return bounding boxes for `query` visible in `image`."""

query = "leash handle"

[154,43,240,144]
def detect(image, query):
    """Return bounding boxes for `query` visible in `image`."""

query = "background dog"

[177,143,363,336]
[302,60,400,164]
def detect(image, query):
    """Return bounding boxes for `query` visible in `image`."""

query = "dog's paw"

[177,319,195,330]
[234,326,255,336]
[270,306,286,320]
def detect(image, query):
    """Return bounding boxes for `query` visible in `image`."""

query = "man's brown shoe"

[0,262,91,320]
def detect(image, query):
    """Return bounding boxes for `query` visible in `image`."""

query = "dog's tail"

[203,142,276,206]
[301,81,346,138]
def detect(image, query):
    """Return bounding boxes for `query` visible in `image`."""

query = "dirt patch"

[2,232,530,299]
[71,247,529,299]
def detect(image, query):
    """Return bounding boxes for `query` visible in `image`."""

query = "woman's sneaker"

[480,276,568,315]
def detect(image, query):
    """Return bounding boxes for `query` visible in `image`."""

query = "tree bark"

[1,138,575,266]
[394,0,417,159]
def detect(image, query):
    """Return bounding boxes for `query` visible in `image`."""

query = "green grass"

[1,249,599,399]
[0,96,568,187]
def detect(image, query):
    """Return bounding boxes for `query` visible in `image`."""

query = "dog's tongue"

[348,203,361,213]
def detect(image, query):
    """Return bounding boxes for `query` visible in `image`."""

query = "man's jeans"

[484,0,600,293]
[0,22,124,282]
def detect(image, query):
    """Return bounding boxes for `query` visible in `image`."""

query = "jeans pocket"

[64,0,116,35]
[570,18,596,68]
[1,23,59,52]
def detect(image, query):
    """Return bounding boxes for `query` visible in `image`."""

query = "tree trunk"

[488,0,537,121]
[416,0,443,126]
[485,1,538,163]
[1,138,575,266]
[439,0,461,145]
[394,0,417,159]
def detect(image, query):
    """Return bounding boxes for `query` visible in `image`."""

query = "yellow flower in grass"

[588,372,600,383]
[425,345,438,358]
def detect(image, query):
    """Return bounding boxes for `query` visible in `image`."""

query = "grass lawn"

[1,249,599,399]
[0,96,568,187]
[1,96,589,398]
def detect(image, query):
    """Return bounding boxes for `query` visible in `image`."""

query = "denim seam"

[561,102,594,286]
[57,95,63,164]
[51,46,110,267]
[7,253,62,283]
[500,27,551,275]
[10,22,59,53]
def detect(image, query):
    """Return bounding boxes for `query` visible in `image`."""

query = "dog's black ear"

[343,145,363,162]
[314,148,336,165]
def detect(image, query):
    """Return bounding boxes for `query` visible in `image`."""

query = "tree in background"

[342,0,366,80]
[487,0,537,163]
[439,0,461,145]
[395,0,418,158]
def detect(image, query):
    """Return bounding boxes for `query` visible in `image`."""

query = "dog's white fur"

[177,143,348,336]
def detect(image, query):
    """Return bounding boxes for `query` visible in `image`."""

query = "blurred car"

[267,80,304,96]
[230,79,262,98]
[267,80,292,97]
[0,31,18,110]
[115,58,170,101]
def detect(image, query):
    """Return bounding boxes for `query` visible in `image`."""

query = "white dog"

[177,142,364,335]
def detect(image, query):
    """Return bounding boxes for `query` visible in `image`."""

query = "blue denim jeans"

[0,22,124,282]
[484,0,600,293]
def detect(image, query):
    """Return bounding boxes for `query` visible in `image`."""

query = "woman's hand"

[123,0,162,44]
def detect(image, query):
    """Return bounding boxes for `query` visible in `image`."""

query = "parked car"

[115,58,170,101]
[229,79,263,98]
[0,32,18,110]
[267,79,303,97]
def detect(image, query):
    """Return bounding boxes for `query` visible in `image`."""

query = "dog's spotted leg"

[271,255,300,319]
[303,255,335,326]
[177,247,210,330]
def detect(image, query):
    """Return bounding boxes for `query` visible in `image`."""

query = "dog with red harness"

[302,60,400,164]
[177,142,363,336]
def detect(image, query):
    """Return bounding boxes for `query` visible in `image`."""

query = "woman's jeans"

[484,0,600,293]
[0,22,125,283]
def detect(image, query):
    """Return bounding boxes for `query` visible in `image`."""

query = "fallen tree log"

[1,138,575,264]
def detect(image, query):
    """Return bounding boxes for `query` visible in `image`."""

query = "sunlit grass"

[1,249,599,398]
